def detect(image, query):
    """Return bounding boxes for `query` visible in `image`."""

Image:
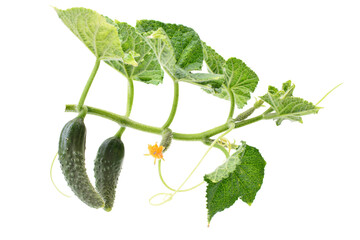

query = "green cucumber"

[58,117,104,208]
[160,128,173,152]
[94,136,125,212]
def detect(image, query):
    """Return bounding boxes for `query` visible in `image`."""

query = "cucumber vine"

[52,7,339,225]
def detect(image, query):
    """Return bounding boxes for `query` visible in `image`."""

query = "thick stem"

[77,106,88,119]
[115,77,135,138]
[65,104,265,141]
[77,58,101,112]
[161,80,179,130]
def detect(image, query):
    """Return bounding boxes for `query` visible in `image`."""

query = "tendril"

[50,152,71,198]
[316,83,343,106]
[157,159,204,192]
[149,123,235,206]
[217,137,232,153]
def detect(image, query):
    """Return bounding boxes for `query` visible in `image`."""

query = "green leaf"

[204,48,259,109]
[136,20,203,71]
[282,80,295,97]
[202,42,225,74]
[223,58,259,108]
[137,27,177,78]
[174,67,224,91]
[135,20,223,90]
[262,95,320,125]
[204,142,266,224]
[104,20,164,85]
[54,7,136,65]
[260,81,320,125]
[267,80,295,98]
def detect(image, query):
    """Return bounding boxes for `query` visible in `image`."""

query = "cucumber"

[160,128,173,152]
[94,136,125,212]
[58,117,104,208]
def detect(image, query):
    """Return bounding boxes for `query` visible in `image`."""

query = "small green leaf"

[267,80,295,98]
[54,7,135,65]
[282,80,295,97]
[105,20,164,85]
[263,96,320,125]
[260,82,320,125]
[202,42,225,74]
[204,142,266,224]
[174,67,224,90]
[204,46,259,109]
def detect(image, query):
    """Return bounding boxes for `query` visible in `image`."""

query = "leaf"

[202,42,225,74]
[136,21,223,90]
[54,7,136,65]
[204,142,266,224]
[174,67,224,91]
[105,20,164,85]
[260,81,320,125]
[267,80,295,98]
[138,27,177,78]
[262,95,321,125]
[136,20,203,71]
[282,80,295,97]
[203,44,259,109]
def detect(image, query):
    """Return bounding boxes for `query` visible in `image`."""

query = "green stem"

[115,78,135,138]
[161,80,179,130]
[157,160,204,192]
[214,144,230,158]
[77,58,101,112]
[77,106,88,119]
[263,107,273,115]
[227,87,235,120]
[65,104,266,140]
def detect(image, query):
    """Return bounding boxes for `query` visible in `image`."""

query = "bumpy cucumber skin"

[160,128,173,152]
[58,117,104,209]
[94,136,125,212]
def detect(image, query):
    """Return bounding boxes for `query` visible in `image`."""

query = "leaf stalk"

[77,58,101,112]
[115,77,135,138]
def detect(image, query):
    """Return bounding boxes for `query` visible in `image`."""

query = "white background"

[0,0,359,239]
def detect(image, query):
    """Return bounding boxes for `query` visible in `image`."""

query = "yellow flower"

[145,142,164,164]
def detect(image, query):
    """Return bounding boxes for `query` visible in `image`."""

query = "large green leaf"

[260,81,320,125]
[54,7,136,65]
[105,20,164,84]
[203,45,259,109]
[204,142,266,224]
[136,20,203,71]
[137,28,177,78]
[136,21,223,90]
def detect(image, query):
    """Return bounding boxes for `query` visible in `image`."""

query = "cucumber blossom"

[58,117,104,208]
[94,136,125,212]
